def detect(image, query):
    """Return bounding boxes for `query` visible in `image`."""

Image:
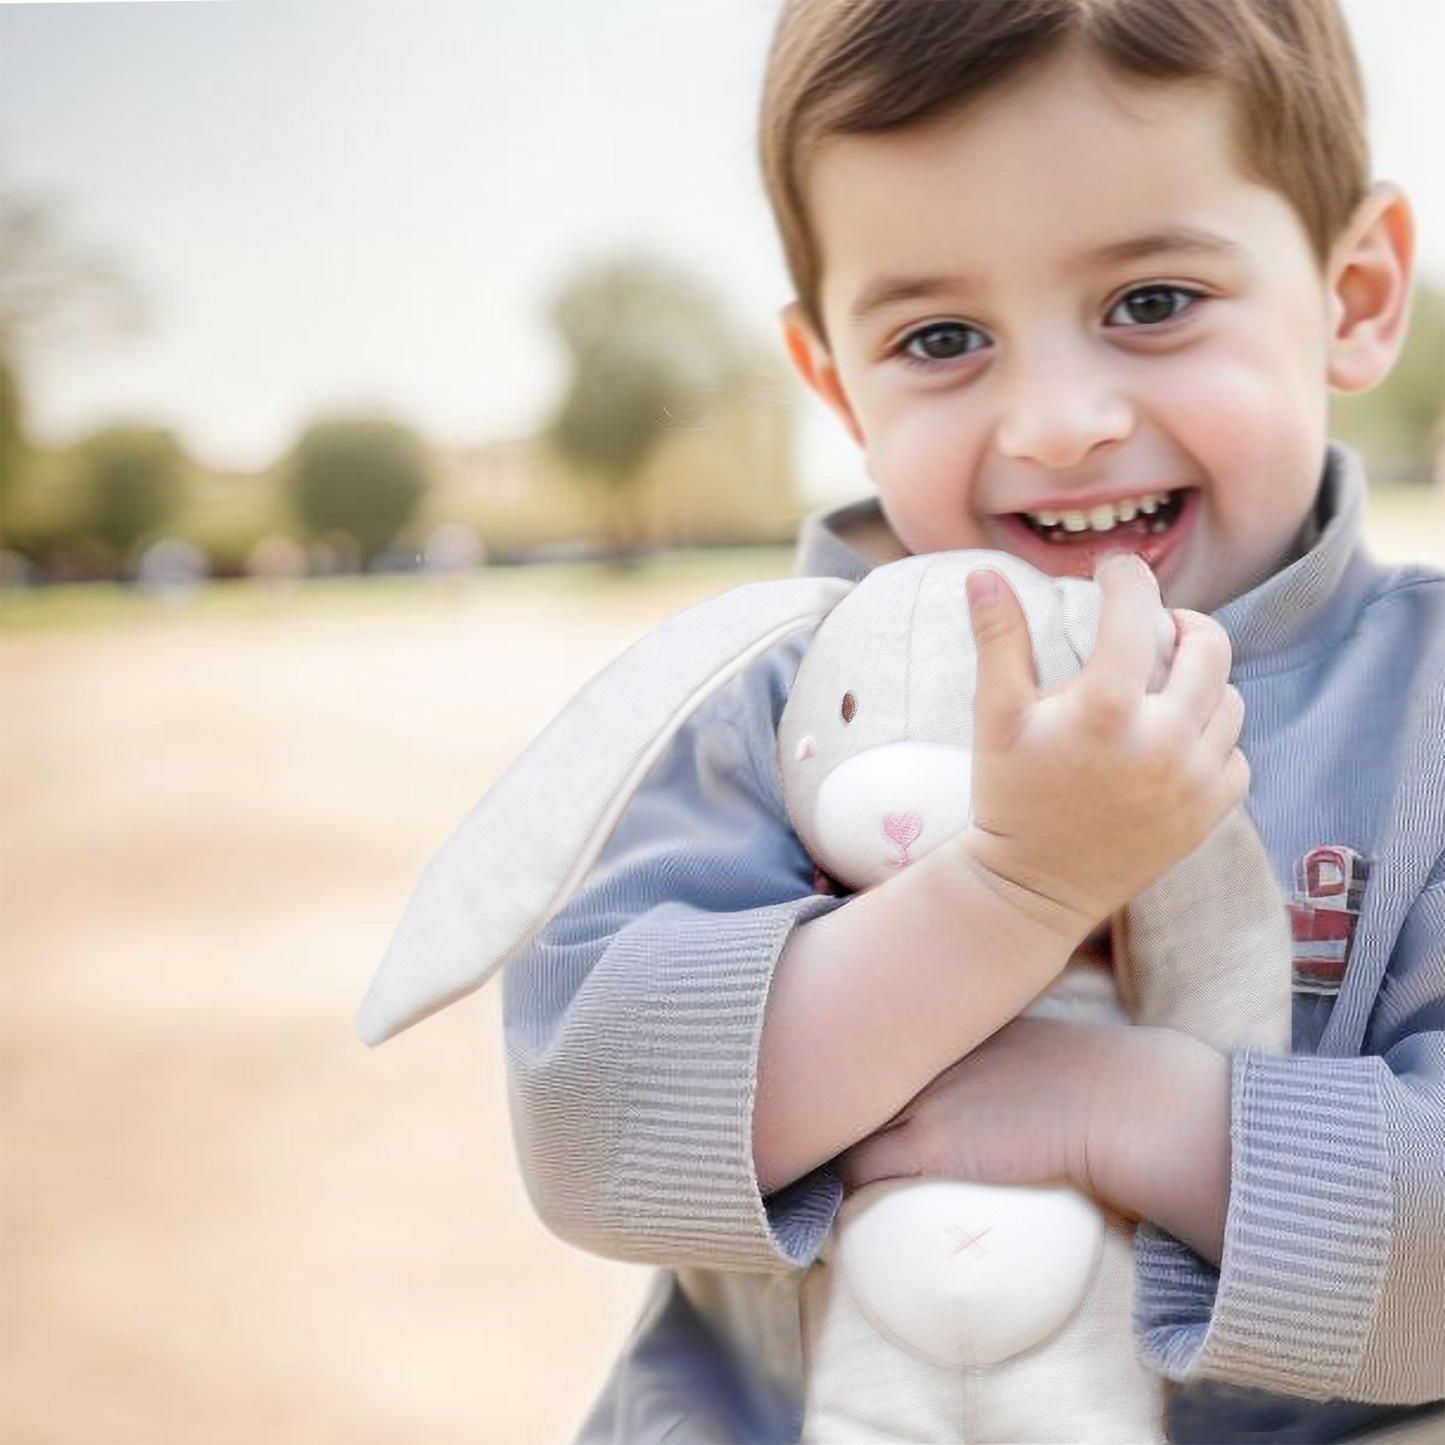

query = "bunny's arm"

[502,636,848,1272]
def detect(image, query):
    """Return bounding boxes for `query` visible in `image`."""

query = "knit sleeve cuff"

[613,890,850,1270]
[1136,1050,1391,1399]
[509,890,848,1274]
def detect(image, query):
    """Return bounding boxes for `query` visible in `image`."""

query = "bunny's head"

[774,552,1105,890]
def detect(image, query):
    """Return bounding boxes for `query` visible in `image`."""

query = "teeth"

[1025,490,1171,535]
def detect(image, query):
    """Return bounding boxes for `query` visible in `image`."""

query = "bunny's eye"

[841,691,857,724]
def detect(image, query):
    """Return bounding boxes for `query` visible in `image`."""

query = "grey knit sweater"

[502,447,1445,1443]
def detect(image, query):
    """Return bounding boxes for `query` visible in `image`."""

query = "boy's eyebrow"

[1082,226,1245,268]
[847,227,1243,325]
[848,275,967,325]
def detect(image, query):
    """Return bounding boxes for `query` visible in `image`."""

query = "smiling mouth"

[1017,488,1187,543]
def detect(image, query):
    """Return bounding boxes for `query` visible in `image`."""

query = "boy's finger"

[967,568,1038,747]
[1082,553,1164,704]
[1160,610,1235,728]
[1199,684,1246,763]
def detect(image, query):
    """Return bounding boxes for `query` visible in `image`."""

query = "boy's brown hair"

[761,0,1369,333]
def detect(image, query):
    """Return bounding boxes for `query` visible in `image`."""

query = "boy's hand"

[837,1017,1232,1264]
[958,553,1247,942]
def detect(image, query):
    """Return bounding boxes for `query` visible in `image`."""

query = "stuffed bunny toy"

[357,549,1292,1443]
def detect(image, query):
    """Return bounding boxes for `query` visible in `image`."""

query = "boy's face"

[788,53,1355,613]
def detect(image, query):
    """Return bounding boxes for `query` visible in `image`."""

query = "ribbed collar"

[1212,446,1383,676]
[795,445,1383,679]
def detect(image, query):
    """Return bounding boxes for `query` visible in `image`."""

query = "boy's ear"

[1326,183,1415,394]
[781,302,866,446]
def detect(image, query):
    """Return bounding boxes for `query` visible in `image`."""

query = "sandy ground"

[1,564,798,1445]
[1,494,1440,1445]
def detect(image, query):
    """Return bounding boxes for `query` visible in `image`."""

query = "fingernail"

[1154,609,1178,661]
[967,569,1001,606]
[1097,551,1146,580]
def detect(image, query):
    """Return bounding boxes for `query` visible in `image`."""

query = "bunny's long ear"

[355,575,853,1046]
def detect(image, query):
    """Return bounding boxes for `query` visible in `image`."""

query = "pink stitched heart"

[883,813,923,849]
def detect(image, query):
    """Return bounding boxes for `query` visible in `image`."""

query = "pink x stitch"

[945,1223,993,1259]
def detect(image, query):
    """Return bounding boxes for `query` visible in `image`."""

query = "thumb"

[837,1123,921,1190]
[967,567,1038,747]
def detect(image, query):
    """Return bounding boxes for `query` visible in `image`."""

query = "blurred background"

[0,2,1441,1442]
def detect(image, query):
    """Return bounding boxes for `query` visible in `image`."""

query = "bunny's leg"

[1115,805,1292,1051]
[800,1245,975,1443]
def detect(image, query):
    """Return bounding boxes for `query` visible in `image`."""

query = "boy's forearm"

[752,838,1086,1195]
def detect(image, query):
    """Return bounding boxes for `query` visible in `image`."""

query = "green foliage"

[282,416,431,563]
[1331,280,1445,479]
[73,424,189,564]
[1,185,149,568]
[0,349,28,514]
[545,255,748,553]
[171,466,287,579]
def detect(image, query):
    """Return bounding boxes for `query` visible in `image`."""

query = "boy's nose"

[995,350,1133,468]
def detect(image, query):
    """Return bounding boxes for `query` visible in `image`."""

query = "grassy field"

[1,489,1440,1444]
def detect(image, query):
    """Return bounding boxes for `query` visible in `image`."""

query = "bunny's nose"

[811,741,973,890]
[883,813,924,868]
[883,813,923,848]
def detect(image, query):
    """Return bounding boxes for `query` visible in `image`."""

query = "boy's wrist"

[946,829,1100,959]
[1081,1027,1232,1264]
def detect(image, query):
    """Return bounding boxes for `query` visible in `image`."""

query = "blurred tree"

[72,423,189,571]
[0,184,145,524]
[0,187,144,353]
[545,255,747,557]
[0,351,26,502]
[1331,279,1444,480]
[283,417,431,566]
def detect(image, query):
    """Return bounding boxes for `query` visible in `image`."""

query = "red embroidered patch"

[1287,845,1370,996]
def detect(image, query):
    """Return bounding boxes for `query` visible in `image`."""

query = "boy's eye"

[1106,285,1199,327]
[900,321,987,362]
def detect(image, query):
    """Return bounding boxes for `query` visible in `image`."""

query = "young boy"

[502,1,1444,1439]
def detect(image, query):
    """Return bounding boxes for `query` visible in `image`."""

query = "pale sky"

[3,0,1442,497]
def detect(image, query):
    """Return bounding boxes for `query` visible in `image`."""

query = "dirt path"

[1,570,785,1445]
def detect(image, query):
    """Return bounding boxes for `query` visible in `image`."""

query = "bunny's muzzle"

[805,741,974,892]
